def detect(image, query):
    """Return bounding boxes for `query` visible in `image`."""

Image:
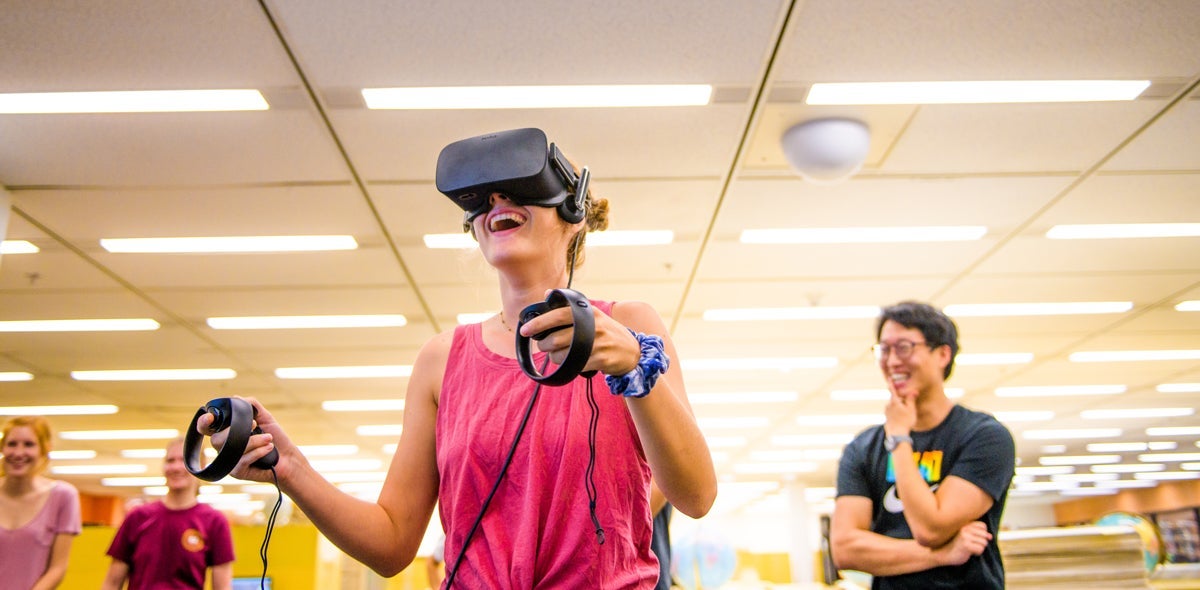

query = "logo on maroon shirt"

[181,528,207,552]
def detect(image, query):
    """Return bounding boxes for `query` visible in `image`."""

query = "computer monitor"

[231,577,271,590]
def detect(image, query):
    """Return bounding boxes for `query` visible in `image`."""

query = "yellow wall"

[62,524,320,590]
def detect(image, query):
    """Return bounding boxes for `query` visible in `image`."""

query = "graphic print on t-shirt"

[882,450,943,514]
[181,527,206,552]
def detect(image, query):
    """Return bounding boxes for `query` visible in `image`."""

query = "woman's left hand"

[521,300,640,377]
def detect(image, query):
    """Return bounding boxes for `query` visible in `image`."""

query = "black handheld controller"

[184,397,279,482]
[514,289,596,386]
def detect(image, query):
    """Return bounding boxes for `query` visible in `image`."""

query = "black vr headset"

[436,128,590,230]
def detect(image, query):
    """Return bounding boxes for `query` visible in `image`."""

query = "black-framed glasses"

[872,340,931,362]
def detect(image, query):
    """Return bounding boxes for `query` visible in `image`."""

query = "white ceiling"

[2,0,1199,515]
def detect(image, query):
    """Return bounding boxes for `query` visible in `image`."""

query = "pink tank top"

[436,300,658,588]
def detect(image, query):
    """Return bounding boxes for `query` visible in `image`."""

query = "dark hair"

[875,300,959,380]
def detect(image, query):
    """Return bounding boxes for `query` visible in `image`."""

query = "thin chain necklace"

[498,310,514,333]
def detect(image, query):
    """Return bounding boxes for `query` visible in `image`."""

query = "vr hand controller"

[184,397,279,482]
[515,289,596,386]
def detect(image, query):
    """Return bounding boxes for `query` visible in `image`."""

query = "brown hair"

[1,415,54,476]
[566,186,610,269]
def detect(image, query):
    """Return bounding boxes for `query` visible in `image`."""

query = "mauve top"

[0,480,82,590]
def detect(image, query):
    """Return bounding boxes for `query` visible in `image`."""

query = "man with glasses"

[830,301,1015,589]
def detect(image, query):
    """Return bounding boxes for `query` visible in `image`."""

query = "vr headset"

[436,128,589,230]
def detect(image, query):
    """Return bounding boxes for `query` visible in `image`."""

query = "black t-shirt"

[650,503,673,590]
[836,404,1015,590]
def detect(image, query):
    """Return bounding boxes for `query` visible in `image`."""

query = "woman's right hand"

[194,396,297,484]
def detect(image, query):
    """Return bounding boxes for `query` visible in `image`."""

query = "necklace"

[498,310,514,333]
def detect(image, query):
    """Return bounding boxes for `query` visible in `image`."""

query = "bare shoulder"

[609,300,667,333]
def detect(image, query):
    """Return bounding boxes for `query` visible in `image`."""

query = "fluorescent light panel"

[1157,383,1200,393]
[100,235,357,253]
[1091,463,1166,474]
[121,449,166,459]
[356,424,403,437]
[0,89,268,113]
[276,365,413,379]
[362,84,712,109]
[944,302,1131,317]
[682,357,838,371]
[51,464,148,475]
[740,226,986,244]
[1070,350,1200,362]
[1177,301,1200,312]
[70,368,236,381]
[955,353,1034,365]
[0,372,33,382]
[806,80,1150,105]
[1046,223,1200,240]
[1134,471,1200,481]
[1086,442,1176,453]
[1138,453,1200,462]
[101,476,167,487]
[1039,454,1121,465]
[1015,466,1075,476]
[0,405,118,416]
[62,429,179,441]
[1082,407,1194,420]
[0,318,160,332]
[0,240,39,254]
[1147,426,1200,437]
[995,384,1125,397]
[322,399,405,412]
[207,315,406,330]
[49,450,97,460]
[1023,429,1122,440]
[688,391,798,404]
[703,306,881,321]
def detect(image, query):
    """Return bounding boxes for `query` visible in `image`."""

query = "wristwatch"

[884,434,913,453]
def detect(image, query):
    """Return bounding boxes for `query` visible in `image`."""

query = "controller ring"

[515,289,596,386]
[184,397,278,482]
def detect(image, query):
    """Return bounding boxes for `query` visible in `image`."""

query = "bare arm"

[891,447,995,547]
[29,533,74,590]
[213,332,449,577]
[597,301,717,518]
[100,559,130,590]
[209,562,233,590]
[831,496,989,577]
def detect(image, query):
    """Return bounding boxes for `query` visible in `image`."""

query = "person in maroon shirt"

[101,438,235,590]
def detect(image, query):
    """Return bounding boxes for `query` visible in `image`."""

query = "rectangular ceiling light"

[0,89,269,113]
[1177,301,1200,312]
[0,318,160,332]
[1094,479,1157,489]
[355,424,403,437]
[954,353,1034,365]
[832,388,964,401]
[0,404,118,416]
[992,411,1056,423]
[1146,426,1200,437]
[682,357,838,371]
[70,368,236,381]
[1134,471,1200,481]
[688,391,799,404]
[1138,452,1200,462]
[806,80,1150,105]
[121,449,167,459]
[1071,349,1200,362]
[995,384,1125,397]
[61,429,179,440]
[275,365,413,379]
[207,315,406,330]
[362,84,712,109]
[101,476,167,487]
[0,372,34,382]
[1046,223,1200,240]
[1091,463,1166,473]
[740,226,986,244]
[1157,383,1200,393]
[49,450,98,460]
[100,235,357,253]
[423,230,674,249]
[321,399,405,412]
[51,464,148,475]
[943,301,1132,317]
[1038,454,1121,465]
[0,240,39,254]
[1023,429,1122,441]
[1015,466,1075,476]
[1086,442,1154,453]
[703,306,881,321]
[1081,407,1195,420]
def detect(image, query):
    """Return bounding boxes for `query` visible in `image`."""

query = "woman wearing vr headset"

[202,129,716,588]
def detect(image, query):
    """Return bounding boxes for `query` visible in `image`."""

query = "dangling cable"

[584,379,605,545]
[259,466,283,589]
